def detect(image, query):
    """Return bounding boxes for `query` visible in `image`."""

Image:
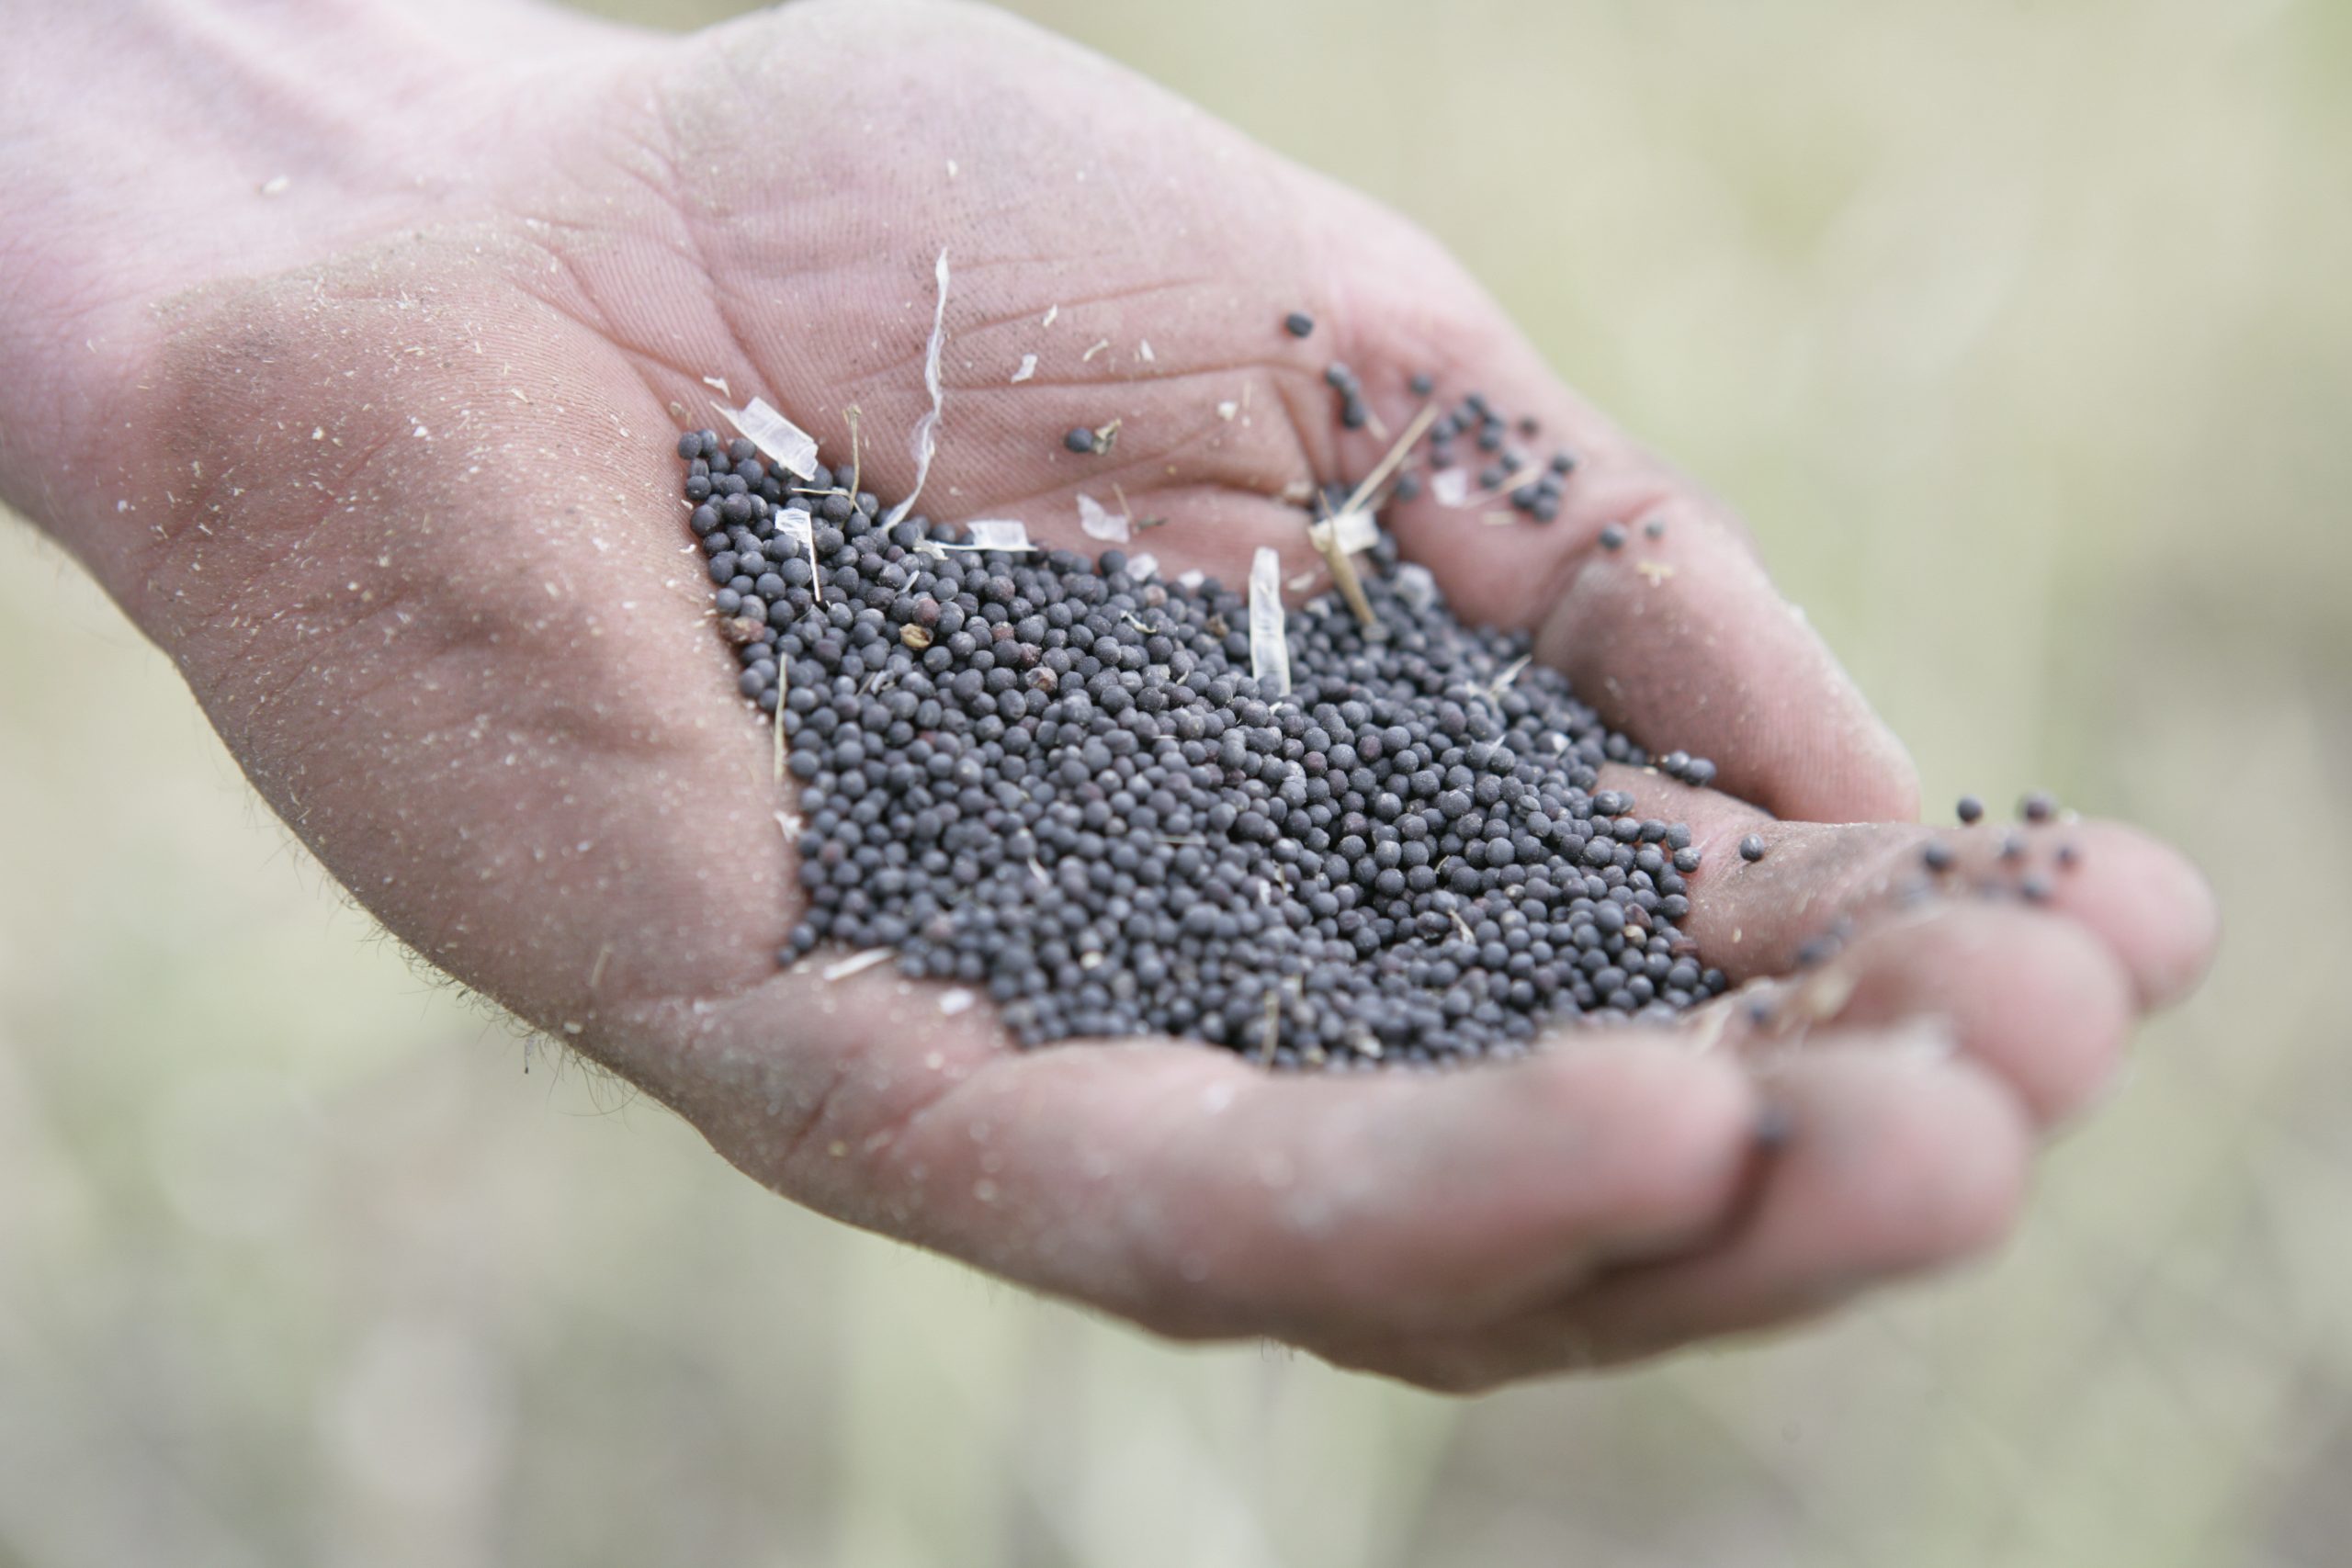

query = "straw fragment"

[885,248,951,530]
[1249,547,1292,698]
[821,949,895,983]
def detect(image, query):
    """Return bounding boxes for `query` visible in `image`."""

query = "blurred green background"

[3,0,2346,1562]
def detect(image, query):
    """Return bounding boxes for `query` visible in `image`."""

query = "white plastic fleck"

[719,397,819,479]
[939,988,976,1016]
[944,518,1035,552]
[1077,492,1129,543]
[1430,468,1471,507]
[1249,547,1291,698]
[777,505,821,603]
[1177,568,1206,590]
[1392,561,1439,611]
[1216,400,1238,421]
[1311,509,1379,556]
[1125,551,1158,581]
[885,247,951,530]
[1012,354,1037,383]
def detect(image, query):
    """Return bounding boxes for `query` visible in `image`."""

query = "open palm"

[44,0,2213,1388]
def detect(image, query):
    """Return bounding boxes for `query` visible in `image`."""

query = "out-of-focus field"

[2,1,2346,1563]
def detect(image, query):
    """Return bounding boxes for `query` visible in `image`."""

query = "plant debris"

[883,247,951,530]
[1077,492,1130,543]
[1248,546,1293,699]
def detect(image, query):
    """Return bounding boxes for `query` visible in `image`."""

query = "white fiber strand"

[885,247,951,530]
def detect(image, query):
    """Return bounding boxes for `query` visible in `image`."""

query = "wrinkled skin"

[0,0,2215,1389]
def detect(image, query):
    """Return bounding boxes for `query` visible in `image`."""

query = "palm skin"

[11,0,2214,1389]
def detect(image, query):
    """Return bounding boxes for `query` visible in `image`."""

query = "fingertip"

[1825,905,2137,1125]
[2051,823,2221,1010]
[1763,1043,2034,1274]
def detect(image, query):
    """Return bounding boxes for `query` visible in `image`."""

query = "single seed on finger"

[2020,790,2056,823]
[1283,310,1315,338]
[1739,834,1768,863]
[1956,795,1984,824]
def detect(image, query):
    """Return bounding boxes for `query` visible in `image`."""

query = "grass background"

[3,0,2347,1562]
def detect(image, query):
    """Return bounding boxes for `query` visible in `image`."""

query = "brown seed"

[901,623,933,649]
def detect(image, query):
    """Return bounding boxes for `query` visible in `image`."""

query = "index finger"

[1303,209,1920,826]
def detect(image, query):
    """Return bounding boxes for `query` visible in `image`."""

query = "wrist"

[0,0,633,576]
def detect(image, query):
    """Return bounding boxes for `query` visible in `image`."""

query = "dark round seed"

[1956,795,1984,825]
[1063,426,1098,455]
[1922,840,1955,873]
[1739,834,1767,863]
[1283,310,1315,338]
[1599,524,1627,551]
[2020,791,2056,823]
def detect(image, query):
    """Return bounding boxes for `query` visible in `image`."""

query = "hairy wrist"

[0,0,633,568]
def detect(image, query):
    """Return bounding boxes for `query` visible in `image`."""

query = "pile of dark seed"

[676,428,1731,1067]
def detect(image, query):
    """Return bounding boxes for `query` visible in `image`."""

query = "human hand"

[0,0,2215,1388]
